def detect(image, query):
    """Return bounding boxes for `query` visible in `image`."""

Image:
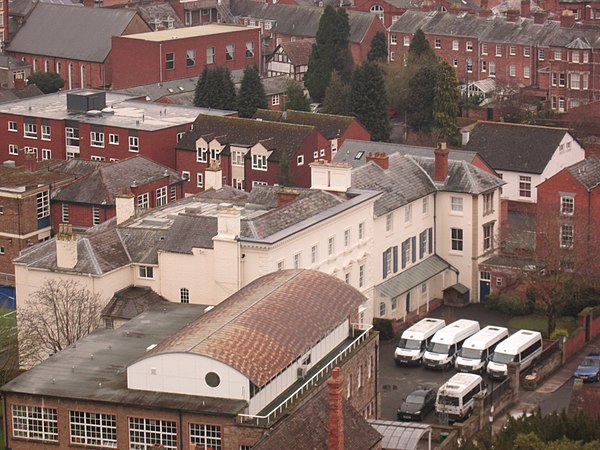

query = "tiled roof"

[464,121,569,174]
[254,109,357,140]
[0,164,75,191]
[253,387,382,450]
[261,75,290,96]
[566,155,600,190]
[148,270,366,387]
[101,286,169,321]
[158,214,218,253]
[7,4,142,62]
[53,156,181,205]
[8,0,80,18]
[278,40,313,66]
[176,115,316,162]
[136,3,184,29]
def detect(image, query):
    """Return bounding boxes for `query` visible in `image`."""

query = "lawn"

[508,314,578,338]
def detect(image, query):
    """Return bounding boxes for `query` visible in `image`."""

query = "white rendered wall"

[158,248,216,304]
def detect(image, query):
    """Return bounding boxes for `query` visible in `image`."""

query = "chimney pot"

[366,151,389,170]
[520,0,531,18]
[506,8,520,21]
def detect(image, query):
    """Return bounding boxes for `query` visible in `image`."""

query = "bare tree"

[0,309,19,384]
[18,279,102,366]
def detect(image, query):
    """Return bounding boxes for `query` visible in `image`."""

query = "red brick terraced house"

[175,114,330,194]
[389,9,600,112]
[111,24,262,90]
[0,89,234,169]
[51,156,184,234]
[345,0,414,29]
[6,3,151,90]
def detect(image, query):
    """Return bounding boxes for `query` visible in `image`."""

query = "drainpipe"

[159,43,163,83]
[179,410,183,450]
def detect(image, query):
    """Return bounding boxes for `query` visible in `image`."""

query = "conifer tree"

[285,80,310,111]
[367,31,388,62]
[405,65,437,132]
[432,61,460,139]
[322,71,351,115]
[237,65,267,118]
[407,29,437,66]
[193,66,236,110]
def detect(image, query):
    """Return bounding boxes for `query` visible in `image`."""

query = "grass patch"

[508,314,578,338]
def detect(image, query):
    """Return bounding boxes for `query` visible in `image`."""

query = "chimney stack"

[310,161,352,193]
[115,194,135,224]
[24,152,37,172]
[479,8,492,17]
[533,10,547,24]
[560,9,575,28]
[56,223,78,269]
[277,188,300,208]
[434,142,449,183]
[204,161,223,191]
[520,0,531,17]
[366,152,389,170]
[480,0,488,9]
[506,8,520,22]
[14,76,25,90]
[327,368,344,450]
[420,0,433,12]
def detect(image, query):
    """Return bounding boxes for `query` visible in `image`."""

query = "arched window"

[370,4,384,22]
[80,65,86,89]
[180,288,190,303]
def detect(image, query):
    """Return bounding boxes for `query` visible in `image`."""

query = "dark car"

[397,388,437,422]
[574,352,600,382]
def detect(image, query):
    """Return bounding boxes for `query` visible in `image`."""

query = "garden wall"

[564,309,600,360]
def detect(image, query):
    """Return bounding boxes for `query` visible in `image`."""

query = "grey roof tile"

[566,155,600,190]
[101,286,170,321]
[136,3,184,29]
[159,214,218,253]
[254,109,357,140]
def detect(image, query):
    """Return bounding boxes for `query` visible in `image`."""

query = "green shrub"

[550,328,569,340]
[373,318,394,340]
[486,294,534,316]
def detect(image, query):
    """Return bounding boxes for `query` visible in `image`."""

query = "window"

[419,229,431,258]
[12,405,58,441]
[391,297,398,310]
[583,51,589,63]
[184,10,192,25]
[8,144,17,155]
[466,41,473,52]
[345,272,351,284]
[554,49,562,60]
[451,196,463,212]
[61,202,69,223]
[185,49,196,67]
[452,40,459,50]
[483,192,494,214]
[109,134,119,145]
[226,44,234,60]
[403,36,410,46]
[8,121,16,132]
[421,282,428,299]
[451,228,463,251]
[245,41,254,57]
[495,44,502,56]
[358,222,364,240]
[571,73,580,90]
[293,253,301,269]
[272,94,280,106]
[344,228,350,247]
[25,146,37,157]
[386,213,393,232]
[156,186,168,206]
[207,47,215,64]
[70,411,116,447]
[524,66,530,79]
[489,61,496,77]
[559,72,566,87]
[252,154,267,170]
[538,48,545,60]
[138,266,154,278]
[524,46,531,57]
[232,151,244,166]
[370,4,384,21]
[137,193,149,209]
[328,236,335,256]
[509,45,516,56]
[509,64,516,77]
[93,207,100,225]
[483,222,494,251]
[190,423,221,450]
[197,144,207,162]
[37,190,49,219]
[481,60,487,72]
[390,35,398,46]
[180,288,190,303]
[434,39,441,49]
[24,122,37,138]
[552,72,557,86]
[129,136,139,152]
[90,131,104,147]
[379,302,386,317]
[197,173,204,188]
[422,196,429,214]
[311,244,318,264]
[405,204,412,223]
[252,180,267,187]
[165,52,174,70]
[66,127,79,146]
[496,277,502,287]
[583,73,589,90]
[452,58,458,68]
[561,195,574,215]
[572,50,579,63]
[359,264,365,288]
[347,374,352,398]
[41,125,51,140]
[466,59,473,73]
[128,417,176,450]
[401,238,412,268]
[560,223,574,248]
[0,246,4,255]
[481,43,488,55]
[519,175,531,198]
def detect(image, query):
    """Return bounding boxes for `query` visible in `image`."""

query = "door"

[479,271,491,302]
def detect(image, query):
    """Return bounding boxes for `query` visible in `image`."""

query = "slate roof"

[147,269,367,387]
[278,40,313,66]
[0,164,75,191]
[158,214,218,253]
[464,121,570,174]
[254,109,359,140]
[115,77,198,102]
[0,303,247,415]
[52,156,181,206]
[0,55,29,70]
[566,156,600,190]
[176,114,317,162]
[261,75,290,96]
[7,4,142,62]
[0,84,44,103]
[136,3,184,29]
[254,387,382,450]
[230,0,378,43]
[8,0,80,18]
[101,286,169,321]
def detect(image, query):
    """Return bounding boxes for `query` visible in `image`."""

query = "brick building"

[111,24,261,90]
[51,156,184,233]
[0,89,233,169]
[389,9,600,112]
[1,270,380,449]
[6,4,151,89]
[168,0,228,27]
[175,114,330,193]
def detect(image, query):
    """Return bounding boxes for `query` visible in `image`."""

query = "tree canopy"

[237,65,267,118]
[27,72,65,94]
[405,65,437,132]
[285,80,310,111]
[407,29,437,66]
[350,61,390,141]
[368,31,388,62]
[322,71,351,115]
[193,66,236,110]
[432,61,460,139]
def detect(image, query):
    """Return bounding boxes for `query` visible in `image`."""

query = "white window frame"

[137,193,149,209]
[138,266,154,279]
[8,144,17,155]
[272,94,280,106]
[8,121,16,132]
[109,133,119,145]
[207,47,215,64]
[128,417,176,450]
[519,175,532,198]
[129,136,139,152]
[328,236,335,256]
[62,202,69,223]
[311,244,318,264]
[41,125,51,140]
[69,411,116,447]
[561,195,574,215]
[12,405,58,442]
[24,122,37,138]
[37,190,49,219]
[451,196,463,212]
[93,206,100,225]
[189,423,222,449]
[90,131,104,147]
[386,212,393,232]
[156,186,168,206]
[252,153,267,171]
[451,228,463,252]
[560,223,574,248]
[197,173,204,188]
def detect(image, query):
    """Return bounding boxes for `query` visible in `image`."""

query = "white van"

[436,373,487,422]
[394,318,446,366]
[423,319,480,370]
[487,329,543,380]
[455,326,509,374]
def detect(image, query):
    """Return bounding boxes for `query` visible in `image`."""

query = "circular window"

[205,372,220,388]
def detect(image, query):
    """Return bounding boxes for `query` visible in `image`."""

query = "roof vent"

[146,344,157,352]
[86,110,102,117]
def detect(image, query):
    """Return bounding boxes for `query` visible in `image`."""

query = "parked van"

[394,318,446,366]
[436,373,487,422]
[487,329,543,380]
[455,326,509,374]
[423,319,480,370]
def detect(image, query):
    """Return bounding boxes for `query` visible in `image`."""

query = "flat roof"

[124,24,254,41]
[0,90,235,131]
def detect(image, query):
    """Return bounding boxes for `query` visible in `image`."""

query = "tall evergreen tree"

[285,80,310,111]
[407,29,437,66]
[193,66,236,110]
[350,61,390,141]
[367,31,388,62]
[237,65,267,118]
[432,61,460,139]
[305,6,352,102]
[322,71,351,115]
[405,65,437,132]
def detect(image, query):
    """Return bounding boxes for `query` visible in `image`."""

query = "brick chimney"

[533,10,547,24]
[24,152,37,172]
[434,142,449,183]
[366,152,389,170]
[327,367,344,450]
[277,188,300,207]
[521,0,531,18]
[204,161,223,191]
[56,223,78,269]
[479,8,492,17]
[115,194,135,224]
[560,10,575,28]
[421,0,433,12]
[480,0,488,8]
[14,76,25,90]
[506,8,520,21]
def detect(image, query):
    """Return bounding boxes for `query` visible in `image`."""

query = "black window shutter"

[401,241,407,269]
[411,236,416,263]
[383,250,388,278]
[393,246,398,273]
[419,231,425,259]
[428,228,433,254]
